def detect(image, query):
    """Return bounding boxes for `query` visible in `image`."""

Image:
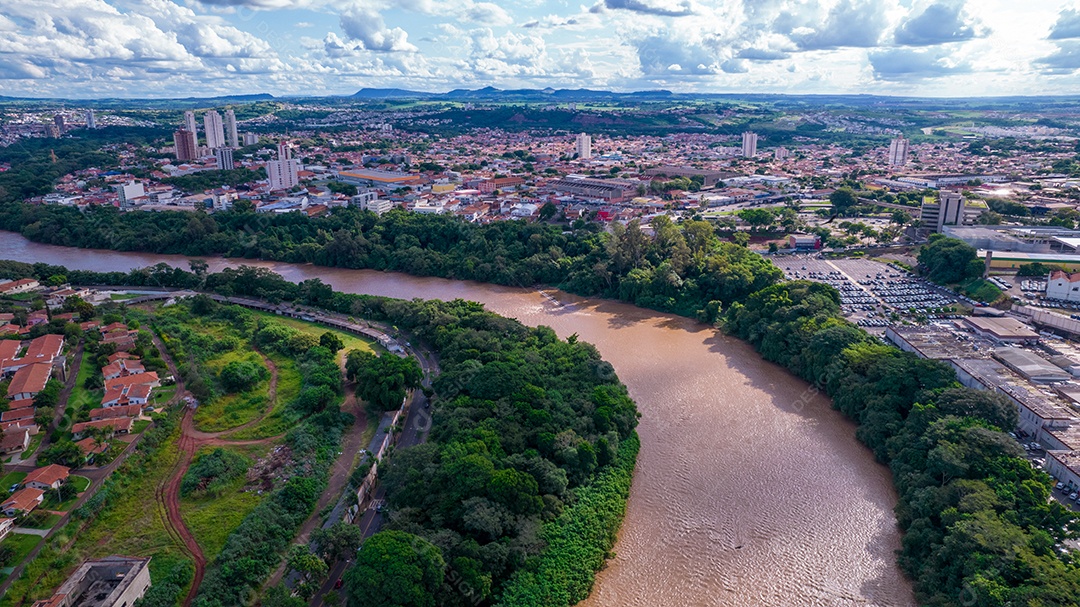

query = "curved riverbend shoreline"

[0,233,915,606]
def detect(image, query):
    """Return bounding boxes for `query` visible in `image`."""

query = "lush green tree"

[39,440,83,468]
[343,531,445,607]
[312,522,364,563]
[918,234,981,284]
[319,331,345,353]
[346,350,422,411]
[218,359,269,393]
[829,188,859,215]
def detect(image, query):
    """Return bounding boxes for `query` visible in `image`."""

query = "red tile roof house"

[24,464,70,491]
[90,404,142,421]
[76,437,108,459]
[0,428,29,455]
[72,417,133,440]
[1,487,43,517]
[105,372,159,393]
[6,363,52,401]
[0,407,35,424]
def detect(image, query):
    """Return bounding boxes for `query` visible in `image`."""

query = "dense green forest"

[0,203,777,323]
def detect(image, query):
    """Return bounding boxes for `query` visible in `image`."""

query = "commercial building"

[980,250,1080,273]
[920,191,979,232]
[203,111,225,150]
[1047,271,1080,302]
[224,108,239,149]
[643,166,736,188]
[897,174,1008,189]
[173,129,197,161]
[741,132,757,158]
[30,556,151,607]
[942,226,1052,254]
[961,316,1040,344]
[214,147,235,171]
[337,169,422,190]
[114,181,145,208]
[788,233,822,250]
[993,348,1072,383]
[575,133,592,160]
[887,137,910,167]
[549,176,639,202]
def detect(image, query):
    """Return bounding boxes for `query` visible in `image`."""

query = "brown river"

[0,233,914,607]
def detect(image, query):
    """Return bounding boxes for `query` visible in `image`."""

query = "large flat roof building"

[993,347,1072,383]
[961,316,1040,343]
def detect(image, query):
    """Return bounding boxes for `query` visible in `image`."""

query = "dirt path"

[153,339,286,607]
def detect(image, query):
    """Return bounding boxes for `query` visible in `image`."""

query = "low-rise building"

[6,363,52,400]
[0,428,29,455]
[30,556,152,607]
[24,464,70,491]
[2,487,43,516]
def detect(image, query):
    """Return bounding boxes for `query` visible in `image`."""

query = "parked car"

[1057,482,1066,491]
[1071,493,1079,501]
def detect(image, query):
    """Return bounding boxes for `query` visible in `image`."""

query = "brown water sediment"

[1,233,914,606]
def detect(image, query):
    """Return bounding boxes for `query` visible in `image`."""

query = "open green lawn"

[0,533,41,579]
[148,384,177,409]
[180,444,272,560]
[225,354,300,440]
[194,350,270,432]
[67,350,103,420]
[69,476,90,493]
[0,472,27,492]
[20,513,60,530]
[19,435,43,461]
[109,293,140,301]
[132,419,152,434]
[248,310,375,358]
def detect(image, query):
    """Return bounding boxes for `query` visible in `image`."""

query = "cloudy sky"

[1,0,1078,98]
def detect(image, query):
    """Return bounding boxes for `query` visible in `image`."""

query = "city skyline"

[0,1,1078,99]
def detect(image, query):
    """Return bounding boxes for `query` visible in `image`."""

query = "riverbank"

[0,233,916,606]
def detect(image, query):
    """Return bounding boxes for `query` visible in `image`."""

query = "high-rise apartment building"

[204,111,225,150]
[184,111,198,138]
[85,109,96,129]
[741,132,758,158]
[774,147,789,161]
[888,137,910,167]
[266,140,299,190]
[173,129,198,161]
[53,114,65,134]
[243,132,259,146]
[575,133,592,160]
[214,147,235,171]
[278,141,292,160]
[224,109,239,148]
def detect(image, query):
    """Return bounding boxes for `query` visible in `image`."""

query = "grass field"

[21,513,60,530]
[180,444,273,560]
[69,476,90,493]
[132,419,152,434]
[0,427,190,606]
[225,353,300,440]
[249,310,375,360]
[0,534,41,580]
[66,351,103,421]
[194,350,270,432]
[0,472,26,493]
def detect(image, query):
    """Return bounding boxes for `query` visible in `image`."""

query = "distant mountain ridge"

[352,87,677,101]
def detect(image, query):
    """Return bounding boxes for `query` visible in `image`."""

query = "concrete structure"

[993,348,1072,383]
[85,109,96,130]
[30,556,151,607]
[549,176,639,202]
[173,129,197,162]
[53,114,65,135]
[741,132,758,158]
[961,316,1040,343]
[788,233,822,250]
[114,181,144,208]
[643,166,735,188]
[337,169,422,189]
[242,132,258,146]
[203,110,225,150]
[920,191,976,232]
[267,157,300,191]
[943,226,1052,254]
[1047,271,1080,302]
[214,147,235,171]
[888,137,910,167]
[183,110,198,138]
[224,108,239,149]
[361,198,394,215]
[1045,450,1080,493]
[773,147,789,161]
[575,132,592,160]
[980,250,1080,273]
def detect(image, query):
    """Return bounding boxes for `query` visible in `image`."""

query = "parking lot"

[773,255,966,331]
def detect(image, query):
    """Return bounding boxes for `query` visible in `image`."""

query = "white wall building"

[888,137,910,167]
[214,147,235,171]
[266,159,300,191]
[85,109,96,130]
[183,111,198,139]
[1047,271,1080,302]
[204,111,225,150]
[115,181,145,208]
[243,132,258,146]
[575,133,592,160]
[742,132,758,158]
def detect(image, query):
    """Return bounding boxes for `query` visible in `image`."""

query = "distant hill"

[352,86,677,101]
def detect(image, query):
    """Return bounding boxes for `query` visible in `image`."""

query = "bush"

[180,448,250,497]
[218,359,269,393]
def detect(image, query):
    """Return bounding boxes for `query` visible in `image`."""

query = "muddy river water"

[0,233,914,607]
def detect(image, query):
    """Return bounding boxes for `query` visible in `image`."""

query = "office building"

[224,109,239,148]
[243,132,259,146]
[114,181,145,208]
[30,556,151,607]
[204,111,225,150]
[575,133,592,160]
[741,132,758,158]
[920,190,973,232]
[888,137,910,167]
[85,109,96,130]
[214,147,235,171]
[173,129,198,161]
[183,110,198,138]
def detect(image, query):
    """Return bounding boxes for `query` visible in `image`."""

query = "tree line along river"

[0,233,914,607]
